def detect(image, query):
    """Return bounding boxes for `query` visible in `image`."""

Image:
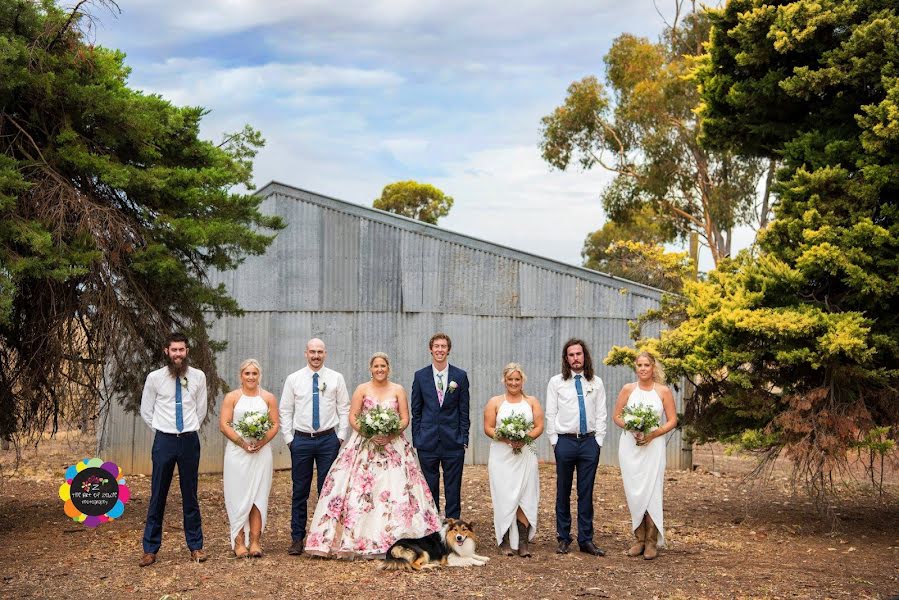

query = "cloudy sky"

[90,0,740,269]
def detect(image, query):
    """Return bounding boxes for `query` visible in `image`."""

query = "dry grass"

[0,433,897,599]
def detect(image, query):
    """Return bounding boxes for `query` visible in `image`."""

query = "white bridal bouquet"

[621,404,660,434]
[494,413,535,455]
[356,405,402,448]
[232,410,274,441]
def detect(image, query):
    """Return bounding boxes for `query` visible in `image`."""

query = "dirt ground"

[1,432,897,600]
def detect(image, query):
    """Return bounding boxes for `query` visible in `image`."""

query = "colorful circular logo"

[59,458,130,527]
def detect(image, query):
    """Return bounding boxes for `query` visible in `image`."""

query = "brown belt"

[294,427,335,439]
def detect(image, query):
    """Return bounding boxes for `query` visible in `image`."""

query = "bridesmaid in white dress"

[612,352,678,560]
[483,363,544,557]
[219,359,279,558]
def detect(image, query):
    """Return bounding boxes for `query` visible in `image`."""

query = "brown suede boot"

[643,515,659,560]
[627,515,647,557]
[249,531,263,558]
[499,529,514,556]
[517,520,531,557]
[234,534,249,559]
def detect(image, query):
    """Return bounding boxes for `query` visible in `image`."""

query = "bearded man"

[138,332,209,567]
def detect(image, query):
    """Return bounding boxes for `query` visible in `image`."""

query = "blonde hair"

[502,362,527,386]
[369,352,391,372]
[635,351,665,384]
[239,358,262,381]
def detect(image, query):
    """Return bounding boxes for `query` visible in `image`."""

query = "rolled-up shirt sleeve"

[279,374,295,445]
[140,372,156,430]
[545,377,559,446]
[335,374,350,441]
[594,378,607,447]
[194,370,208,426]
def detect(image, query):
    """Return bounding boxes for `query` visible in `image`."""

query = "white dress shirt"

[140,366,208,433]
[432,364,449,397]
[279,365,350,444]
[545,372,607,447]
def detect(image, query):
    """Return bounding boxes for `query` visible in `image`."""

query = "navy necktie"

[312,372,320,430]
[175,376,184,432]
[575,374,587,434]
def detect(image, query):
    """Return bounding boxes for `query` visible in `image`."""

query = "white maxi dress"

[488,399,539,550]
[618,385,668,547]
[223,394,273,548]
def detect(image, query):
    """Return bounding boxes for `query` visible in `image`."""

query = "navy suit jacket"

[410,364,471,453]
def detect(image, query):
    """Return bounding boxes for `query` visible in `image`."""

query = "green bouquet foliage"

[494,413,535,455]
[621,404,661,434]
[233,411,274,441]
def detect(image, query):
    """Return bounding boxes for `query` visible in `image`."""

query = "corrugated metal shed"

[98,182,689,474]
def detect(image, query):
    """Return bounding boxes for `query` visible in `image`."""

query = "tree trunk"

[760,160,776,229]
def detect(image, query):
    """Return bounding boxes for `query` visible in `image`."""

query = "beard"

[166,356,189,379]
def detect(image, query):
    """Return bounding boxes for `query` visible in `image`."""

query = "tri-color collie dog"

[381,518,490,570]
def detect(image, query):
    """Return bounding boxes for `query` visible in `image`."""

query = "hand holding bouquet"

[232,410,274,451]
[494,413,535,454]
[356,405,402,449]
[621,404,660,446]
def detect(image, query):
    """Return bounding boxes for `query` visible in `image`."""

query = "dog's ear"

[445,517,456,527]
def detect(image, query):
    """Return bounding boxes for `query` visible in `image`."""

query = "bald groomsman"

[280,338,350,555]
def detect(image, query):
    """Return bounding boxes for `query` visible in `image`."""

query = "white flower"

[448,381,458,393]
[320,381,327,392]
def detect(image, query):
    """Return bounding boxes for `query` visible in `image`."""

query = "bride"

[304,352,441,559]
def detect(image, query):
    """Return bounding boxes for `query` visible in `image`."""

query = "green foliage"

[373,180,453,225]
[595,240,693,293]
[0,1,284,441]
[540,12,767,265]
[581,204,683,289]
[627,0,899,498]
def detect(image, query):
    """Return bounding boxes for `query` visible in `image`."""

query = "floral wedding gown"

[304,395,441,558]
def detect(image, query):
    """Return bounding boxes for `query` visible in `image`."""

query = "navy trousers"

[143,431,203,553]
[554,435,601,545]
[417,448,465,519]
[290,431,340,542]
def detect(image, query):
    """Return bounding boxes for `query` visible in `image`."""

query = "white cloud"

[132,59,403,108]
[90,0,749,272]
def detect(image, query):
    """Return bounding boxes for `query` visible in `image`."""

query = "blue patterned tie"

[574,374,587,435]
[175,376,184,432]
[312,372,320,430]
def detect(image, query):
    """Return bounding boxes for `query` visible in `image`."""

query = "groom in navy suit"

[411,332,470,519]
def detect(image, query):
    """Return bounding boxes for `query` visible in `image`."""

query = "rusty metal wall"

[98,182,688,474]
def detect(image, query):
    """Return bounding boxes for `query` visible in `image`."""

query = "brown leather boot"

[234,533,249,558]
[517,520,531,557]
[627,515,647,557]
[499,529,514,555]
[249,531,263,558]
[643,515,659,560]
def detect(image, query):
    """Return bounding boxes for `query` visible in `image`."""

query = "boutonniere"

[319,381,328,393]
[586,385,595,394]
[180,376,188,387]
[447,381,458,394]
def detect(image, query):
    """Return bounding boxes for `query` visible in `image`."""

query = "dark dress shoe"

[578,541,606,556]
[288,540,305,555]
[190,549,208,563]
[556,539,571,554]
[138,552,156,567]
